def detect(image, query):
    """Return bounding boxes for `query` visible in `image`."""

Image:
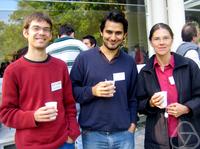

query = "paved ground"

[135,114,146,149]
[0,125,16,149]
[135,128,145,149]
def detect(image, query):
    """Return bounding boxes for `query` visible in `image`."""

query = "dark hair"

[181,22,197,42]
[23,12,52,30]
[0,61,10,77]
[12,46,28,62]
[149,23,174,41]
[82,35,97,47]
[58,24,74,37]
[100,10,128,33]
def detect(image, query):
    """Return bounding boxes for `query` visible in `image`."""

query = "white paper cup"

[105,80,115,86]
[104,80,115,96]
[45,101,57,119]
[159,91,167,108]
[45,101,57,109]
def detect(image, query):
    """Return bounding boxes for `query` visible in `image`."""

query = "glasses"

[152,36,172,43]
[29,25,51,34]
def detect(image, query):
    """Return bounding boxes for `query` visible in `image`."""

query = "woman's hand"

[167,103,190,118]
[149,92,164,108]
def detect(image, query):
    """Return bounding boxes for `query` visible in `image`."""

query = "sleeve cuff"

[68,129,81,141]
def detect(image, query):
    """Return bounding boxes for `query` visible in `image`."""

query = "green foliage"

[0,21,6,32]
[0,23,26,62]
[0,0,125,62]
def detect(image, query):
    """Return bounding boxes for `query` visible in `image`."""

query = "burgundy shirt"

[154,54,178,137]
[0,56,80,149]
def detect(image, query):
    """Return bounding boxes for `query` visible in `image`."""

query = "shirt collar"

[54,36,73,43]
[154,54,175,68]
[98,48,121,62]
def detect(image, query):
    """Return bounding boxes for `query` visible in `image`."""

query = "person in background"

[137,23,200,148]
[82,35,97,49]
[46,24,88,72]
[176,22,200,68]
[12,46,28,62]
[46,23,88,149]
[70,10,137,149]
[0,61,10,78]
[134,44,144,64]
[0,12,80,149]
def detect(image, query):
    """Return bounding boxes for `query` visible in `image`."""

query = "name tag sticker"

[113,72,125,81]
[51,81,62,92]
[168,76,175,85]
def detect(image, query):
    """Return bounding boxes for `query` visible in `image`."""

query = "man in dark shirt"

[70,11,138,149]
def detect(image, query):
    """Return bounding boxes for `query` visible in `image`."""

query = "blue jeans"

[75,135,83,149]
[59,142,75,149]
[82,130,135,149]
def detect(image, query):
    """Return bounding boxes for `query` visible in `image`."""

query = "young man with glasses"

[0,12,80,149]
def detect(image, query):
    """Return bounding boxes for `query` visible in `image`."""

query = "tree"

[0,0,125,62]
[0,22,26,62]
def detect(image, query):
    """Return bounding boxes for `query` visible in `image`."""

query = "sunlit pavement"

[0,124,15,148]
[135,128,145,149]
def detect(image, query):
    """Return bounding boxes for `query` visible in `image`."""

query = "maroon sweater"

[0,56,80,149]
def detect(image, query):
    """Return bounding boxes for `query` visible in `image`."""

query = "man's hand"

[128,123,136,133]
[66,136,74,143]
[34,106,58,122]
[92,81,116,97]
